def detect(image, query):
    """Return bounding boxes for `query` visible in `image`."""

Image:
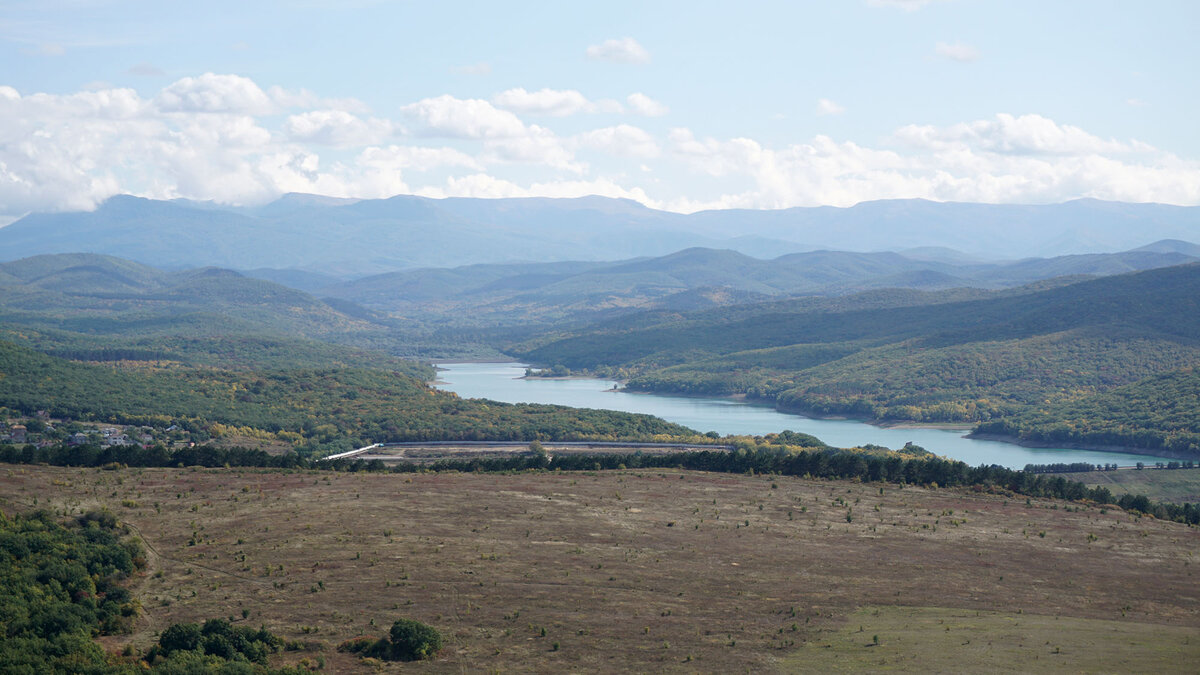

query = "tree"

[387,618,442,661]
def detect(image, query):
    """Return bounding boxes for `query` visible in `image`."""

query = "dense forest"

[0,509,143,673]
[518,264,1200,456]
[0,340,694,454]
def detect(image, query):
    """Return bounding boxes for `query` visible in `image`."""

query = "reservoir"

[434,362,1180,469]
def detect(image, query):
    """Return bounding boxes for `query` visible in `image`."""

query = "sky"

[1,0,1198,222]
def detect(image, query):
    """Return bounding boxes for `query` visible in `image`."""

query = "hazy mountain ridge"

[313,242,1198,327]
[0,253,417,369]
[2,194,1197,277]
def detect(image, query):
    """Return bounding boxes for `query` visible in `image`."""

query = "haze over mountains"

[1,194,1197,278]
[314,243,1199,327]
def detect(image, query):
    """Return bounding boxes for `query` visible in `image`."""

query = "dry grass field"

[2,463,1197,673]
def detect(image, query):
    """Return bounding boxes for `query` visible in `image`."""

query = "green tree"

[387,618,442,661]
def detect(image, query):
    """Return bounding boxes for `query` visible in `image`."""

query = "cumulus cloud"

[493,88,597,117]
[586,37,651,64]
[575,125,660,158]
[155,73,274,114]
[626,92,668,117]
[401,95,527,139]
[358,145,482,172]
[268,86,370,113]
[936,41,980,62]
[2,75,1197,220]
[283,110,395,147]
[816,98,845,116]
[666,115,1198,210]
[892,113,1154,156]
[483,125,582,172]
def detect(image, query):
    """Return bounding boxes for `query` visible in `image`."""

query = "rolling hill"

[516,264,1200,455]
[316,243,1197,328]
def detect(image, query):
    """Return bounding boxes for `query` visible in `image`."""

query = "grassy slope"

[1050,468,1200,504]
[1,465,1195,673]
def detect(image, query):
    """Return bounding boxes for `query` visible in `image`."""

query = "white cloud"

[665,116,1199,211]
[626,92,668,117]
[283,110,394,147]
[483,125,582,172]
[575,125,660,158]
[156,73,274,115]
[816,98,845,116]
[2,75,1197,220]
[268,86,370,113]
[493,88,596,117]
[401,95,527,139]
[586,37,651,64]
[935,41,979,62]
[1126,98,1149,107]
[422,173,655,205]
[893,113,1154,156]
[358,145,481,172]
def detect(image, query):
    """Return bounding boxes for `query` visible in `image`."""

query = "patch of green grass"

[1055,468,1200,504]
[784,605,1199,674]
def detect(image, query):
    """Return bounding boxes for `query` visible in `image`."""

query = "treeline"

[4,442,1196,525]
[1024,462,1118,474]
[1024,461,1197,474]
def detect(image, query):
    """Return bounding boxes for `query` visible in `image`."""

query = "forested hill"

[0,340,696,455]
[518,263,1200,369]
[317,244,1196,328]
[516,264,1200,456]
[0,253,422,369]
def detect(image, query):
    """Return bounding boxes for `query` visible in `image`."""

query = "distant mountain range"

[1,194,1197,277]
[310,243,1198,326]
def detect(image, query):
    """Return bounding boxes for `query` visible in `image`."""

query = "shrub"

[387,618,443,661]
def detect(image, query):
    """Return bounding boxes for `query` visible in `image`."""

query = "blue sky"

[1,0,1197,220]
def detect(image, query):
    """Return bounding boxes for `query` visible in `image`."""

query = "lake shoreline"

[966,432,1197,462]
[434,362,1185,468]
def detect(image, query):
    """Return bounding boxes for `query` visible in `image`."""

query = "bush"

[387,618,442,661]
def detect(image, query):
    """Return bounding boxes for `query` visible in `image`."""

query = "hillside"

[2,194,1198,277]
[0,339,694,455]
[317,243,1197,328]
[518,264,1200,455]
[0,253,430,368]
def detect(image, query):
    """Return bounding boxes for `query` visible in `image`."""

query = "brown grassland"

[2,464,1197,673]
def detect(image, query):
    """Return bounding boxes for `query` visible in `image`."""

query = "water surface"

[434,362,1178,469]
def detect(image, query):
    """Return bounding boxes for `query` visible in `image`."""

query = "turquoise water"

[434,362,1178,469]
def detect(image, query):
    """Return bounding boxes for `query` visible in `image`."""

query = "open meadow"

[1053,468,1200,505]
[2,464,1197,673]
